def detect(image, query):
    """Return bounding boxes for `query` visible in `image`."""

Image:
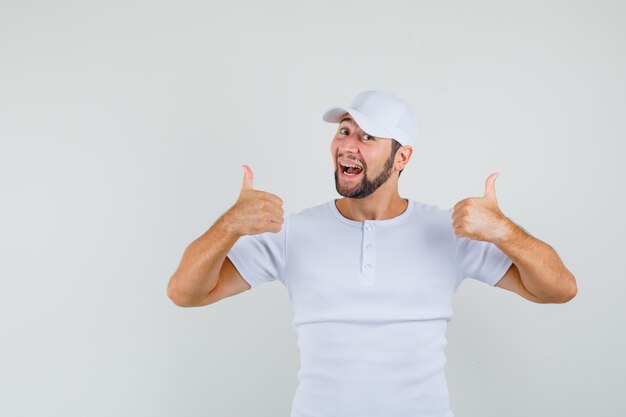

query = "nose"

[337,132,361,152]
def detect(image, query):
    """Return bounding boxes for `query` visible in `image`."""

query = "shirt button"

[365,224,372,231]
[365,263,372,269]
[366,244,372,249]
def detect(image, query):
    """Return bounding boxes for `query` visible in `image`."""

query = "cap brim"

[322,106,395,140]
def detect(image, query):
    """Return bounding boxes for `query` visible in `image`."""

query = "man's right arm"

[166,215,251,307]
[166,164,284,307]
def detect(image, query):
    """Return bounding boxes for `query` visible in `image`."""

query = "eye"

[337,127,374,141]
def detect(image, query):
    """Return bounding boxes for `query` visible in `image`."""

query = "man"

[167,90,577,417]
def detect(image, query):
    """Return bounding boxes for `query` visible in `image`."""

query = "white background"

[1,0,624,416]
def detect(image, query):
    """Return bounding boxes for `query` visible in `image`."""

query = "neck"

[335,190,408,221]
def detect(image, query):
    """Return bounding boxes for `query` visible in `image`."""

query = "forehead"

[338,113,361,129]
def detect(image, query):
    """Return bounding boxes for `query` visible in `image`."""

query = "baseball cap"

[322,90,417,148]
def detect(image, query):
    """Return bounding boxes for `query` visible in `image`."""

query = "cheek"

[330,142,339,160]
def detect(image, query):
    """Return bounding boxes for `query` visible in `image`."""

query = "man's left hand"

[451,172,511,244]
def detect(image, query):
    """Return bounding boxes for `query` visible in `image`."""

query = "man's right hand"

[222,164,285,236]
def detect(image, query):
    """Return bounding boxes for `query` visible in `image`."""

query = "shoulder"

[298,200,333,217]
[409,199,453,223]
[287,200,336,224]
[401,200,455,247]
[411,199,449,213]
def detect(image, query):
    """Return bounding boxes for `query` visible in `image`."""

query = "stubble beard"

[334,150,396,199]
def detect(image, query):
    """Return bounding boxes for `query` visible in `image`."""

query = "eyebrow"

[338,117,377,139]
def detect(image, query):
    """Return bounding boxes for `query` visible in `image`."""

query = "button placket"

[360,221,376,286]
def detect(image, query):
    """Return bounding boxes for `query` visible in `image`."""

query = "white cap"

[322,90,417,148]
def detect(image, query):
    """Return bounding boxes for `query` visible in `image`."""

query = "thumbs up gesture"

[451,172,511,243]
[223,164,285,236]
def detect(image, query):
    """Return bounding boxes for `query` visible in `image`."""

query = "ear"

[396,145,413,170]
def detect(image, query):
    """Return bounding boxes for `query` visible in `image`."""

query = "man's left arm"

[452,172,578,304]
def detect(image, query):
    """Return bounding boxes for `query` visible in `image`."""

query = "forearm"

[494,219,577,303]
[167,213,240,303]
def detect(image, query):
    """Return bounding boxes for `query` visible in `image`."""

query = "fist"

[451,172,510,243]
[224,164,285,236]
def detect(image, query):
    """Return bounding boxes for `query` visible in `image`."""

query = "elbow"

[550,286,577,304]
[561,271,578,303]
[166,277,197,307]
[166,283,185,306]
[563,276,578,302]
[541,273,578,304]
[167,288,198,307]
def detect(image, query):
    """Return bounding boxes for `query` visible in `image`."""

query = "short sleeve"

[226,214,289,289]
[454,234,513,287]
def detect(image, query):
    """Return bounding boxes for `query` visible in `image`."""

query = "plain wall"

[1,0,624,416]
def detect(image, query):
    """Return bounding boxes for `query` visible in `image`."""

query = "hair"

[390,139,404,178]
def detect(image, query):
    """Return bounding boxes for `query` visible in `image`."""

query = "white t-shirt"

[226,198,513,417]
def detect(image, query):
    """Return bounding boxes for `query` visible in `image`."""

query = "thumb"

[241,164,254,191]
[483,172,498,200]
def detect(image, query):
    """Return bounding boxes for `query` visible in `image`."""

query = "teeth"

[340,162,363,169]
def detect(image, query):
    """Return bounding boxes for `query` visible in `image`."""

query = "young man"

[167,90,577,417]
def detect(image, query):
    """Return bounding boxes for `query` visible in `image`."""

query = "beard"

[334,149,395,199]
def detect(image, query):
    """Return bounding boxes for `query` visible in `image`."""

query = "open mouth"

[339,161,364,177]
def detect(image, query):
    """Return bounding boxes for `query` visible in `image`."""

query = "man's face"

[330,114,398,199]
